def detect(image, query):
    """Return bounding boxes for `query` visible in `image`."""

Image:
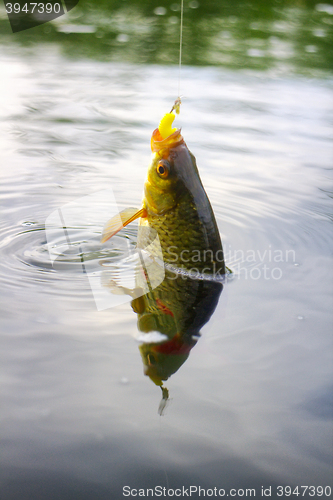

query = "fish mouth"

[151,128,184,153]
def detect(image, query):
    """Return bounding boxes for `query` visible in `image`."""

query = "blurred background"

[1,0,332,72]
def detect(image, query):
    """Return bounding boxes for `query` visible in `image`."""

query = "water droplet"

[22,221,35,226]
[247,48,265,58]
[170,3,180,11]
[154,6,167,16]
[189,1,199,8]
[221,31,231,39]
[297,315,304,320]
[120,377,129,385]
[313,28,326,37]
[305,45,317,53]
[116,34,129,43]
[294,262,300,266]
[316,4,333,15]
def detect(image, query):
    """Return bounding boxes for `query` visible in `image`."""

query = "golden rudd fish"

[101,104,226,413]
[101,106,225,276]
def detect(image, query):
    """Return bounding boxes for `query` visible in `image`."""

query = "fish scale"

[141,196,217,272]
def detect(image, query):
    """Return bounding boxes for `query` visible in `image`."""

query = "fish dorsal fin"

[101,207,146,243]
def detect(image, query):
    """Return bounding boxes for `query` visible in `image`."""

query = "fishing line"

[178,0,184,99]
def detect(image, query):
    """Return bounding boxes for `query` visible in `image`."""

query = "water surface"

[0,4,333,498]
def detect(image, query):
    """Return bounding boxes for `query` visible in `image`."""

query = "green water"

[1,0,332,73]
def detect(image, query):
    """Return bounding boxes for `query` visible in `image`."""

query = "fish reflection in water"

[102,257,223,414]
[132,267,223,414]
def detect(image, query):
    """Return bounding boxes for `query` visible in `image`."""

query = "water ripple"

[0,216,137,297]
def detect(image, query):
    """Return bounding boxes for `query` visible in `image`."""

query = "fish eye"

[156,160,170,179]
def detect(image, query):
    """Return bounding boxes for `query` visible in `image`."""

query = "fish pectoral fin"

[101,207,147,243]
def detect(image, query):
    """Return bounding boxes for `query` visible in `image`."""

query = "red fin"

[153,334,193,355]
[101,207,147,243]
[156,298,174,317]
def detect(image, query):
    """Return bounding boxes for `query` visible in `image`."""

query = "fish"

[101,107,225,277]
[101,105,226,413]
